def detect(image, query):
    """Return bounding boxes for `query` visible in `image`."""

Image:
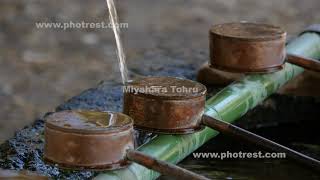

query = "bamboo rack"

[94,32,320,180]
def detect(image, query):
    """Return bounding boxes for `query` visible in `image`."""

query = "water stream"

[106,0,129,84]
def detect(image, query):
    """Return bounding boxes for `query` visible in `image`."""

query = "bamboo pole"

[94,32,320,180]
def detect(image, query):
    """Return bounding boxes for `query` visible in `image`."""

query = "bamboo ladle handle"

[287,54,320,72]
[126,150,211,180]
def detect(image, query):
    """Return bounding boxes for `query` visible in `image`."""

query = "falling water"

[106,0,129,84]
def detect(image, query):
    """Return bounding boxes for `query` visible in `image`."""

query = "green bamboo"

[94,32,320,180]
